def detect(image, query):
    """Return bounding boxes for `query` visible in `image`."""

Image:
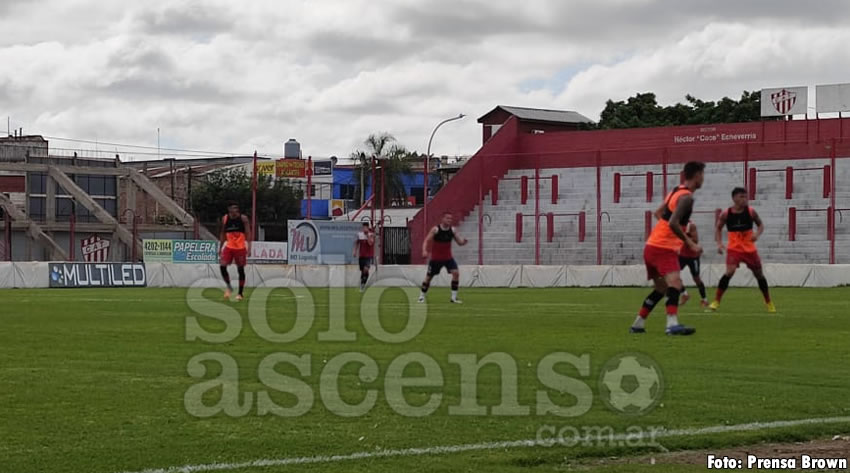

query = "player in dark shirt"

[419,212,468,303]
[678,221,708,307]
[353,222,375,292]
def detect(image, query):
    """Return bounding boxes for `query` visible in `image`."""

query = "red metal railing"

[614,171,659,203]
[749,165,829,200]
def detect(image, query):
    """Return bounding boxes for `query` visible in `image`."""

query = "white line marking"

[119,416,850,473]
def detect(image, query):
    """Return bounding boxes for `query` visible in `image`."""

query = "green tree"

[191,168,302,239]
[350,133,415,207]
[596,90,775,129]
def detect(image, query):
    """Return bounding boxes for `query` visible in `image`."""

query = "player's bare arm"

[752,209,764,242]
[352,239,359,258]
[453,228,469,246]
[715,212,727,254]
[422,227,437,258]
[689,223,699,244]
[670,195,700,253]
[653,202,666,221]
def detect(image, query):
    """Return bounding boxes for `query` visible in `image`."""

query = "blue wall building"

[302,166,440,218]
[330,166,440,204]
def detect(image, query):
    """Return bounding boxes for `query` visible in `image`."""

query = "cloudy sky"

[2,0,850,160]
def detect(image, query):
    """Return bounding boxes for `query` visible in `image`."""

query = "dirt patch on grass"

[587,436,850,469]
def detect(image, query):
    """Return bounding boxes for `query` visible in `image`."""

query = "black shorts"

[427,258,458,277]
[679,256,701,278]
[359,257,373,271]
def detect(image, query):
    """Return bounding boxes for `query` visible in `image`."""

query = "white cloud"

[2,0,850,160]
[557,23,850,117]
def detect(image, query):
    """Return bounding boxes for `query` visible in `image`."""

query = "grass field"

[1,286,849,472]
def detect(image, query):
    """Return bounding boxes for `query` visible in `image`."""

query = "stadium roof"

[478,105,594,125]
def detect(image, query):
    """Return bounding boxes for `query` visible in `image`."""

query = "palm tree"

[350,133,414,207]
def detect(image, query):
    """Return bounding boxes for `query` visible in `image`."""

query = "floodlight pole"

[424,114,465,234]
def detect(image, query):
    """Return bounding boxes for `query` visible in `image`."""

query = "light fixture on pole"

[424,113,465,233]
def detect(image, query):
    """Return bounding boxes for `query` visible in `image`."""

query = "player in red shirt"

[678,221,708,307]
[419,212,468,304]
[709,187,776,313]
[630,161,705,335]
[353,222,376,292]
[219,203,251,301]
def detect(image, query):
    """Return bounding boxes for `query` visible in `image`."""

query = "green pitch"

[1,287,849,473]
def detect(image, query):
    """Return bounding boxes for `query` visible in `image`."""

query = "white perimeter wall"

[1,263,849,289]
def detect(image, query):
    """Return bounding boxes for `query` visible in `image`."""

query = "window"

[28,173,46,195]
[28,197,45,220]
[76,206,94,223]
[88,176,105,196]
[409,187,424,205]
[338,184,356,200]
[96,198,117,217]
[104,177,116,196]
[56,198,74,222]
[75,175,89,193]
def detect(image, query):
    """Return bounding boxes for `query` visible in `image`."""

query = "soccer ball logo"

[599,353,663,415]
[50,265,65,285]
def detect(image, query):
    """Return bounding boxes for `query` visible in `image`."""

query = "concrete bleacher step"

[456,159,850,265]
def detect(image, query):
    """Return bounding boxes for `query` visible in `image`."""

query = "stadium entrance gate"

[382,226,410,264]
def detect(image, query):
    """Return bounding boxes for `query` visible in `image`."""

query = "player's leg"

[750,257,775,312]
[448,259,461,303]
[663,269,695,335]
[631,276,666,333]
[631,245,668,333]
[419,261,439,302]
[235,250,247,301]
[689,259,708,306]
[235,265,246,301]
[220,248,233,300]
[710,252,738,310]
[691,259,708,307]
[678,257,691,306]
[359,258,370,292]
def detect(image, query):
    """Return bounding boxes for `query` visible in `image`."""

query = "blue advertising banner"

[172,240,219,264]
[287,220,363,265]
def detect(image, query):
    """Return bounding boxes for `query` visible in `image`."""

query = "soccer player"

[678,220,708,307]
[219,203,251,301]
[709,188,776,313]
[353,222,375,292]
[630,161,705,335]
[419,211,468,304]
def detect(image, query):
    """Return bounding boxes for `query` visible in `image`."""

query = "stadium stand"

[410,116,850,266]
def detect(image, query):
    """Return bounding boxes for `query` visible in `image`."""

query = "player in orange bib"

[709,187,776,313]
[630,161,705,336]
[219,203,251,301]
